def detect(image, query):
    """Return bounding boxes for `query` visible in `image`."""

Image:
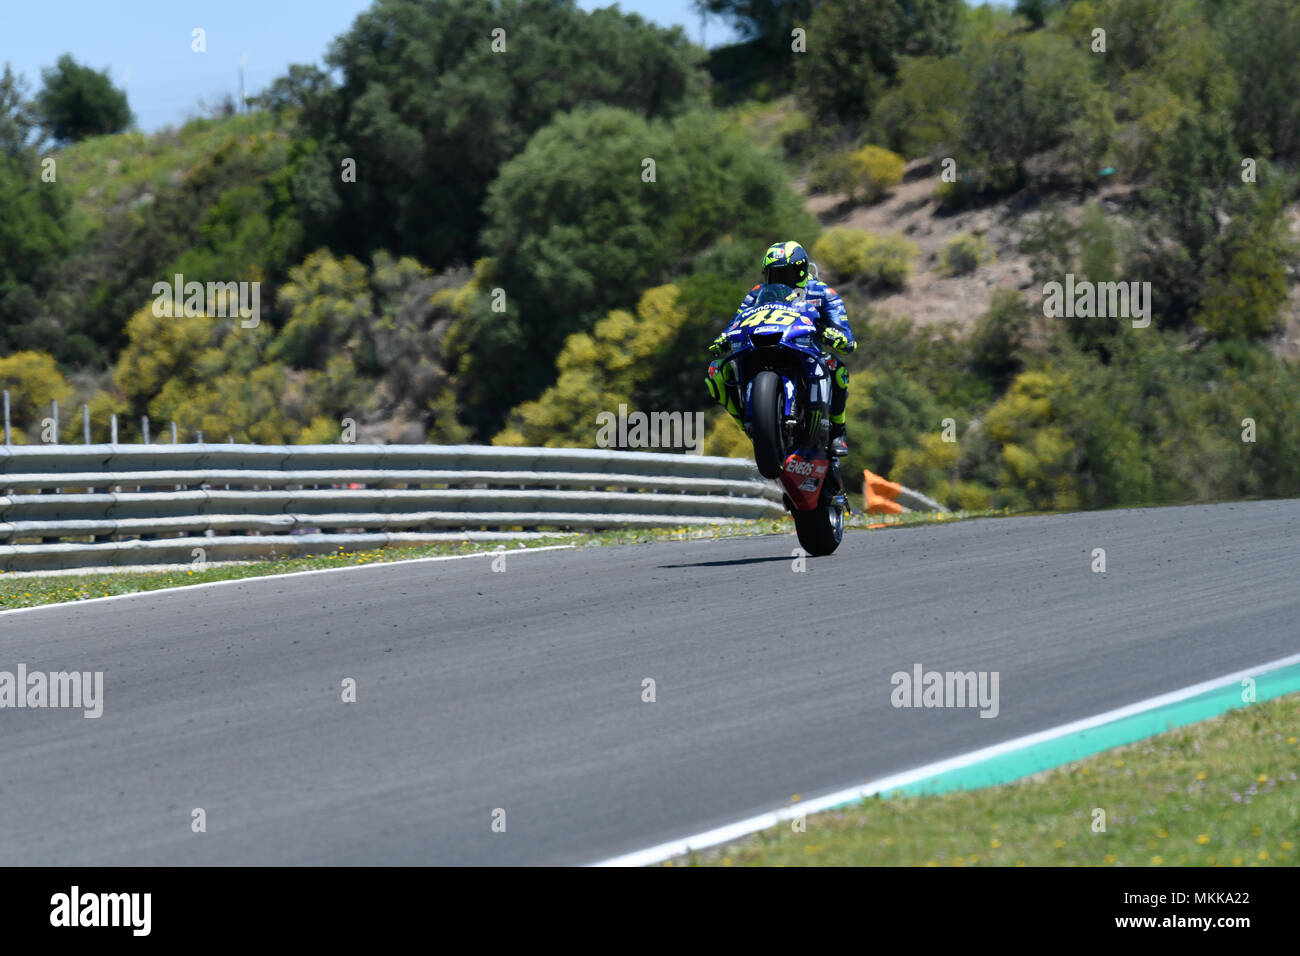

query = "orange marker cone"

[863,469,903,515]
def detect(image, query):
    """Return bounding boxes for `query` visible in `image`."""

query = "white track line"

[0,545,576,618]
[592,649,1300,866]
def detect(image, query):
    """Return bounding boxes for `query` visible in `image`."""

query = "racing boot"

[825,457,852,517]
[829,422,849,458]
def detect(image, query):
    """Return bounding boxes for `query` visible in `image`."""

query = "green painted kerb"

[882,662,1300,799]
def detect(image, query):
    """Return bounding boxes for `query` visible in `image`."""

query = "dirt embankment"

[801,161,1300,358]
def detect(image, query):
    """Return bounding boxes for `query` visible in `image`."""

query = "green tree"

[35,54,132,144]
[693,1,813,38]
[363,251,467,430]
[970,290,1032,389]
[1022,202,1132,357]
[255,63,333,119]
[811,227,916,288]
[1130,115,1290,333]
[0,351,73,442]
[1194,189,1291,340]
[475,105,814,431]
[845,368,942,483]
[798,0,962,124]
[112,300,245,419]
[870,55,968,158]
[940,232,994,277]
[633,269,743,416]
[1222,0,1300,159]
[72,122,303,363]
[270,250,373,370]
[1049,346,1157,509]
[957,39,1032,191]
[167,138,305,291]
[1223,354,1300,498]
[958,32,1111,193]
[981,370,1080,512]
[1014,0,1065,28]
[0,66,74,361]
[165,362,304,444]
[492,285,690,448]
[290,0,705,266]
[0,64,43,154]
[847,144,905,202]
[891,430,959,500]
[0,155,72,345]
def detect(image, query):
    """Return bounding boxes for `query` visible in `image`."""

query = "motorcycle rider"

[706,240,857,456]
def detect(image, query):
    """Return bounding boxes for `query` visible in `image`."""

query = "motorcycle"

[712,284,848,556]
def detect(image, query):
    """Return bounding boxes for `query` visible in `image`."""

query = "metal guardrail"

[0,444,786,571]
[895,485,947,514]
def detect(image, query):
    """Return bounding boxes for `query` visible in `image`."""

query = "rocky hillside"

[803,160,1300,359]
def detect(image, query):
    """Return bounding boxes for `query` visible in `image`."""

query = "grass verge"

[680,692,1300,867]
[0,507,991,611]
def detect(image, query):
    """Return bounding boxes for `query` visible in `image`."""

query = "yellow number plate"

[740,308,801,329]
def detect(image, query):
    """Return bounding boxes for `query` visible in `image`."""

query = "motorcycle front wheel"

[750,370,786,479]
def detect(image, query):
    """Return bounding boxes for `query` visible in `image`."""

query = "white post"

[83,404,91,444]
[110,413,118,444]
[2,389,9,445]
[142,416,150,444]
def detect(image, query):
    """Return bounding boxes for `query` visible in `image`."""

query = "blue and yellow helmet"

[762,240,810,288]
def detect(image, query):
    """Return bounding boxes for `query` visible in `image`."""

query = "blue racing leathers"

[736,280,855,431]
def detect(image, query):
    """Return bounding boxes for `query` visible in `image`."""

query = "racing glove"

[821,326,855,355]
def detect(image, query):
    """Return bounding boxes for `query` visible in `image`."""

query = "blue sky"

[579,1,741,47]
[1,0,739,134]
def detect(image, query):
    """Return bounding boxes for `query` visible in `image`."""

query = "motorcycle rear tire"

[794,500,844,556]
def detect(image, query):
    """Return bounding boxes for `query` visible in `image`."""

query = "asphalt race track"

[2,499,1297,865]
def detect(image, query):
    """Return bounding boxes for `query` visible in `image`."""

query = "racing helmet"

[762,240,810,288]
